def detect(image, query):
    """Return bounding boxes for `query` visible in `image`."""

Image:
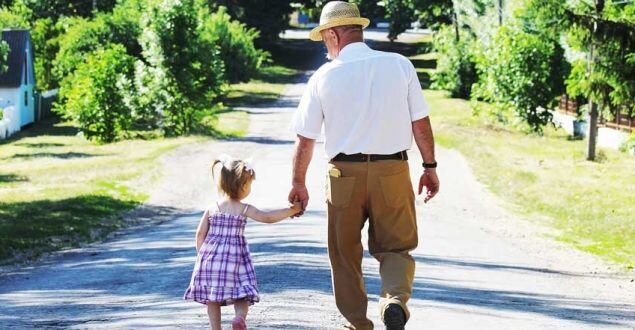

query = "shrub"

[136,0,225,135]
[201,6,268,83]
[53,8,141,82]
[57,44,135,143]
[431,25,479,99]
[472,25,569,133]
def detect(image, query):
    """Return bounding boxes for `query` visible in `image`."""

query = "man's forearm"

[412,117,435,164]
[292,135,315,186]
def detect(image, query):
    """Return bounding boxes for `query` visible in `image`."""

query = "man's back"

[294,42,428,158]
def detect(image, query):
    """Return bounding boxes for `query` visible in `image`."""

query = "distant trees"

[429,0,635,142]
[0,0,268,142]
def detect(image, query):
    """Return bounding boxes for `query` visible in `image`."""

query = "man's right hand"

[288,183,309,217]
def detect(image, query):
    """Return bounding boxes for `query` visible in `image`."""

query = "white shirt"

[290,42,430,159]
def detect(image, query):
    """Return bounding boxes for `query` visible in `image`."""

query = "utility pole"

[498,0,503,25]
[587,0,603,161]
[453,1,460,41]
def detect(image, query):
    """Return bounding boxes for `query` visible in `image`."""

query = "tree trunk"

[587,102,599,161]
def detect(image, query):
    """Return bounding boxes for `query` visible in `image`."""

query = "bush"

[54,10,142,82]
[472,25,569,133]
[431,25,479,99]
[201,6,268,83]
[57,44,135,143]
[135,0,225,135]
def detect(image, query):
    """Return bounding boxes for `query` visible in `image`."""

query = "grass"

[0,118,198,262]
[0,63,299,264]
[223,65,299,107]
[424,89,635,269]
[391,34,635,268]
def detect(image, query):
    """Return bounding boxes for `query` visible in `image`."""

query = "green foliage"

[57,44,135,143]
[136,0,225,135]
[412,0,453,30]
[0,1,31,74]
[0,1,31,28]
[473,25,569,132]
[384,0,416,41]
[54,9,142,83]
[200,6,268,83]
[619,130,635,154]
[31,17,59,90]
[0,41,7,74]
[210,0,295,42]
[565,3,635,119]
[20,0,117,20]
[431,25,478,99]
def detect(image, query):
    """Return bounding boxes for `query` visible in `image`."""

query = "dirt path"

[1,58,634,329]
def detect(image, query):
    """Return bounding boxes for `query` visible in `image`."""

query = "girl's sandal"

[231,315,247,330]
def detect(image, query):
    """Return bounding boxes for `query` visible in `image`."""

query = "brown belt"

[331,150,408,162]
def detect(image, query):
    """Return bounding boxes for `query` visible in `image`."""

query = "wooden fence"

[36,89,57,121]
[558,95,634,132]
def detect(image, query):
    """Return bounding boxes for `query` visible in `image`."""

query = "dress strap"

[241,204,249,216]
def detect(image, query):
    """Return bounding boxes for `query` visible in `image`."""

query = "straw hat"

[309,1,370,41]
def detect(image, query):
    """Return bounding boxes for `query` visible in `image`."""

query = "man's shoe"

[383,303,406,330]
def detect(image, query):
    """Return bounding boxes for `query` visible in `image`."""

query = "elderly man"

[288,2,439,329]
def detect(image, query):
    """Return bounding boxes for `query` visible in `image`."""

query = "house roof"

[0,30,30,88]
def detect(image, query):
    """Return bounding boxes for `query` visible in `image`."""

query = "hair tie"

[244,158,255,174]
[218,154,233,170]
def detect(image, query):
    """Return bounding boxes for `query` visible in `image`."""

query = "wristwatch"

[422,161,437,169]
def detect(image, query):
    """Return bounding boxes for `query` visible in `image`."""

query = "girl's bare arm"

[195,209,210,252]
[244,203,302,224]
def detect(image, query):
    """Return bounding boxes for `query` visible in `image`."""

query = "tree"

[57,44,135,143]
[137,0,225,135]
[54,9,142,83]
[200,6,268,83]
[431,25,478,98]
[473,25,569,132]
[20,0,117,20]
[206,0,295,43]
[384,0,416,41]
[412,0,453,30]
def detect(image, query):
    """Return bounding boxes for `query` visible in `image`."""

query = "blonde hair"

[212,158,256,199]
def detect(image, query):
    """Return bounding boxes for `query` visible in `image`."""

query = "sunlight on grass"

[0,63,299,263]
[224,65,298,107]
[0,119,199,262]
[426,89,635,268]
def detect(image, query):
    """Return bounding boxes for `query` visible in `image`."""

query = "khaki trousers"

[326,160,417,330]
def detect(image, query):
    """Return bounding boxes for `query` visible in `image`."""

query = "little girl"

[184,155,301,330]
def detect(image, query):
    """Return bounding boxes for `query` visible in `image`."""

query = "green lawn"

[425,89,635,268]
[0,64,298,264]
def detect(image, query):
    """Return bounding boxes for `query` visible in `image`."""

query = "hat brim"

[309,17,370,41]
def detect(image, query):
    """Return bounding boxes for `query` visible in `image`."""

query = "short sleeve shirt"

[290,42,429,159]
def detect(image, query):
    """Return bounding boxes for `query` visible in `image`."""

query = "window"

[25,91,28,106]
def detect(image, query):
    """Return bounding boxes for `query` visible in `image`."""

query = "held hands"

[290,201,303,216]
[418,168,440,203]
[288,183,309,217]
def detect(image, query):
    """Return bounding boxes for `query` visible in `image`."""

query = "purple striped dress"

[183,209,260,306]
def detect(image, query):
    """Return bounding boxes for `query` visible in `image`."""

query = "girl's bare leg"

[234,299,249,320]
[207,303,222,330]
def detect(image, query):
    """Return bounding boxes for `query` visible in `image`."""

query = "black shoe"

[383,303,406,330]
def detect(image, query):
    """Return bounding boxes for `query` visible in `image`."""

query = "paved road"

[1,63,634,329]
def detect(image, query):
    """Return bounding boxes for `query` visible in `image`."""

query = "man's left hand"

[418,169,439,203]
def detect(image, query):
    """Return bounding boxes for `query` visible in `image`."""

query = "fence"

[558,95,634,133]
[37,89,58,121]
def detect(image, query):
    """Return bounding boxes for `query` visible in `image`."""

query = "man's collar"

[336,42,370,61]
